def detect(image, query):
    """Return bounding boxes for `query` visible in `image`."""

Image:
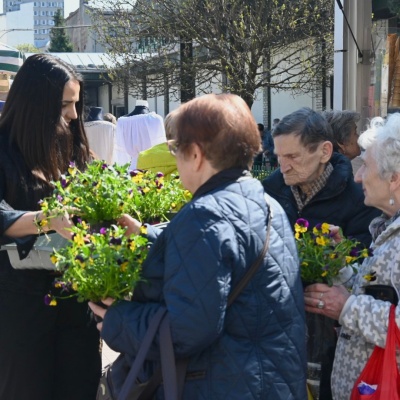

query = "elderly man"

[262,107,380,400]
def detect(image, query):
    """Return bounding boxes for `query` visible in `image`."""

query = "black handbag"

[97,197,273,400]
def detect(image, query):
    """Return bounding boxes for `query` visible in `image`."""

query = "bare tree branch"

[88,0,334,107]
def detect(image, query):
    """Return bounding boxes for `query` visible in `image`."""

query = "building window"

[34,11,38,15]
[41,2,45,6]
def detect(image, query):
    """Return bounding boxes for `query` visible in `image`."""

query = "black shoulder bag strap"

[227,194,273,306]
[134,195,273,400]
[118,307,168,400]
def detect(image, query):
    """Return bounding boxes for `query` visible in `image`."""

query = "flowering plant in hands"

[38,161,138,227]
[128,170,192,223]
[38,161,191,228]
[38,161,190,305]
[44,221,149,304]
[294,218,371,286]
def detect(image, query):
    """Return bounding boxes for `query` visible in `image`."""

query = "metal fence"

[251,165,276,181]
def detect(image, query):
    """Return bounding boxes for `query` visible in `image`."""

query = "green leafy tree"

[89,0,334,108]
[48,9,73,52]
[16,43,40,53]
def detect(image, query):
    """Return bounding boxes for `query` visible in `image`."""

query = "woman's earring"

[390,197,395,206]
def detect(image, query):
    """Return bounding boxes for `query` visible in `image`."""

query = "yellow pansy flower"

[68,166,77,176]
[321,223,330,234]
[316,236,328,246]
[346,256,356,264]
[294,223,307,233]
[73,233,85,247]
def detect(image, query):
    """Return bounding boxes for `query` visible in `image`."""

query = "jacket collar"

[193,168,252,200]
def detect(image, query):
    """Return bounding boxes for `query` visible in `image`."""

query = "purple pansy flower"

[296,218,309,228]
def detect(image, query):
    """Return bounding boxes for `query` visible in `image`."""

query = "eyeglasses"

[167,139,179,156]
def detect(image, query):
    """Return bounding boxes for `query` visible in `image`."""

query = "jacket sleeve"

[0,170,36,250]
[339,235,400,347]
[101,201,238,358]
[342,194,380,248]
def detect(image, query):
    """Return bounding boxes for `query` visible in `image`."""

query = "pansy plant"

[294,218,372,286]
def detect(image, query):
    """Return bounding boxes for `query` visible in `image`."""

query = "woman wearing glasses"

[90,94,307,399]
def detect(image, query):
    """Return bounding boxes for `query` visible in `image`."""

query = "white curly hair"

[358,113,400,180]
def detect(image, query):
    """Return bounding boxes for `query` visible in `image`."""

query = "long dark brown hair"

[0,53,90,181]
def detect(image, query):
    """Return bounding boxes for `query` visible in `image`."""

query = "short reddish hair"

[166,93,260,170]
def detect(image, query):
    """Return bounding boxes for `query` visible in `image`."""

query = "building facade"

[2,0,64,49]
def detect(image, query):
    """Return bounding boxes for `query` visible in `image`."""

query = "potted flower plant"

[38,161,191,228]
[294,218,372,287]
[45,221,149,304]
[34,160,191,303]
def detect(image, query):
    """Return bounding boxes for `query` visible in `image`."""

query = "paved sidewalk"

[101,341,119,367]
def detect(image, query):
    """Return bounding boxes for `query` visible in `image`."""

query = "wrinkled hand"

[88,298,115,331]
[329,225,343,244]
[303,283,350,320]
[117,214,142,236]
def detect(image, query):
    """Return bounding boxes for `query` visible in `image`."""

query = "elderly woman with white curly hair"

[303,112,400,399]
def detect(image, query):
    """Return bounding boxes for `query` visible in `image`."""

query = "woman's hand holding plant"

[117,214,142,236]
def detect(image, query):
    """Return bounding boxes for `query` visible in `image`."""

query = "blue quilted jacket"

[102,169,307,399]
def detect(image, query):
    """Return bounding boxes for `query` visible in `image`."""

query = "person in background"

[304,113,400,399]
[103,112,117,125]
[0,54,101,400]
[322,109,361,174]
[262,107,380,400]
[136,112,177,178]
[253,123,266,167]
[90,93,307,399]
[263,118,280,168]
[321,110,360,160]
